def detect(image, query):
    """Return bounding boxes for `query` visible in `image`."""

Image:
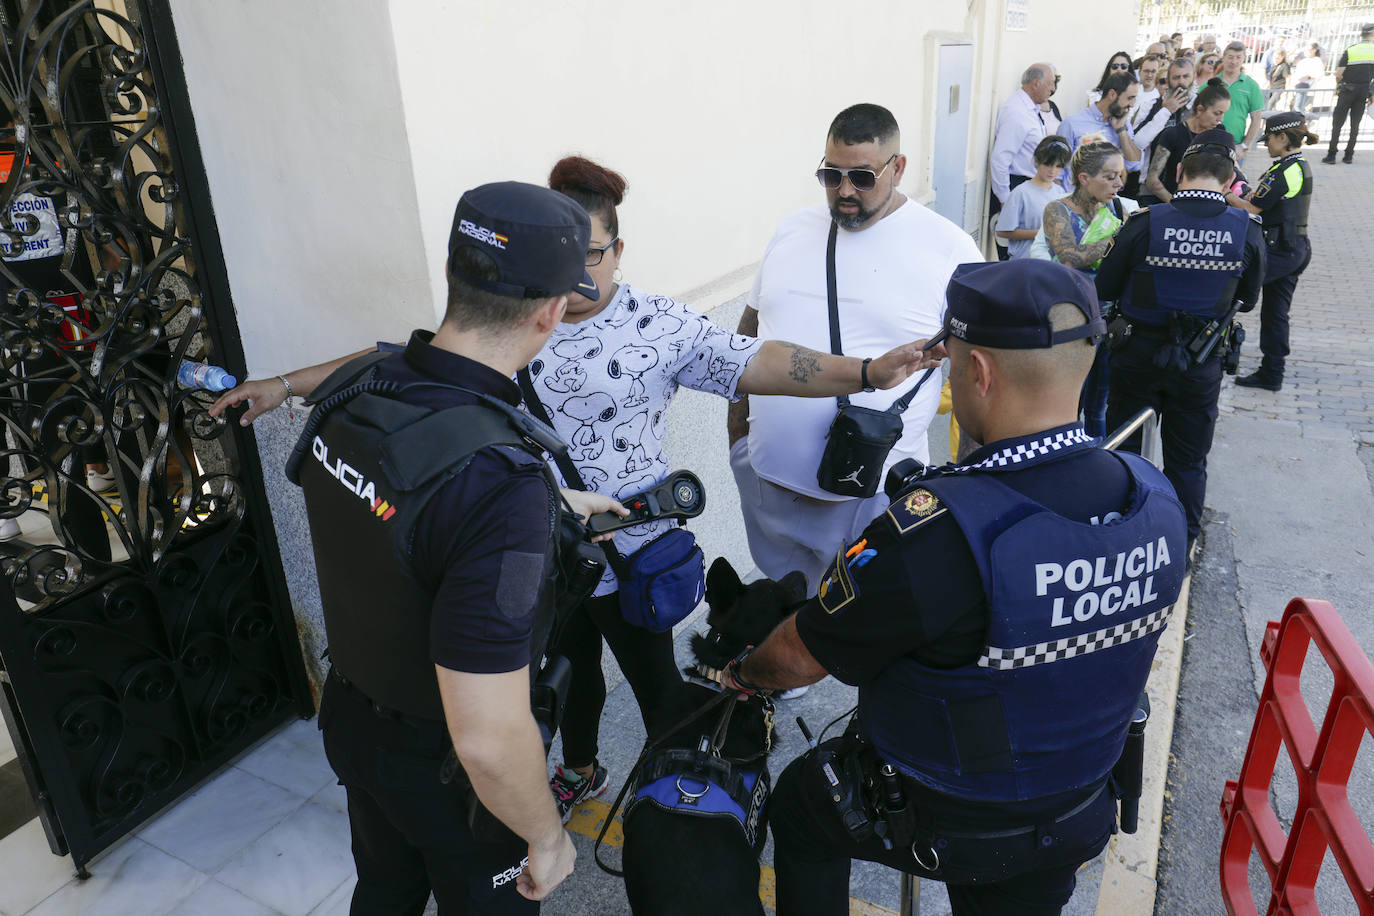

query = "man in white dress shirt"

[989,63,1057,258]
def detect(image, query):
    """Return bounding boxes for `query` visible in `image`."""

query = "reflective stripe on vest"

[859,452,1187,802]
[1347,41,1374,64]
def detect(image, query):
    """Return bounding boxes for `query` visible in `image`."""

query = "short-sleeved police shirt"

[377,332,554,675]
[793,426,1134,686]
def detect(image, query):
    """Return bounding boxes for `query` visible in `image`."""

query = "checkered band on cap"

[977,605,1174,670]
[968,428,1096,470]
[1264,112,1305,135]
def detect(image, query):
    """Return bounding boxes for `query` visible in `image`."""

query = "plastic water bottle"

[176,360,237,392]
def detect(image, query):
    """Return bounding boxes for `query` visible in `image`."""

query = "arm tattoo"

[1146,144,1170,196]
[1043,200,1111,269]
[779,341,825,384]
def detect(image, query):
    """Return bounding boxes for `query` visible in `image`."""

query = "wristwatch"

[860,357,876,392]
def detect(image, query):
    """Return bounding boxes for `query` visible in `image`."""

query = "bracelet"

[859,357,876,392]
[277,374,293,408]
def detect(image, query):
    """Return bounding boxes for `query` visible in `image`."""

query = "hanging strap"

[824,220,937,417]
[517,367,630,579]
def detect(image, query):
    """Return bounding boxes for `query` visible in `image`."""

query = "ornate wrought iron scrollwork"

[0,1,310,868]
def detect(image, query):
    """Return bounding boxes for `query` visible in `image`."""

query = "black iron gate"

[0,0,312,871]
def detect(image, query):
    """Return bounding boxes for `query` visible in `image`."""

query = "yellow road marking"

[565,797,899,915]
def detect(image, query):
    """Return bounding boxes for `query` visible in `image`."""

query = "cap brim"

[574,268,600,300]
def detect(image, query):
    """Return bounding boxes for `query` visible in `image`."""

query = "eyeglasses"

[585,237,619,267]
[815,154,897,192]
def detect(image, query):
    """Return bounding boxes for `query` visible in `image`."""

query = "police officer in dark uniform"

[1322,24,1374,164]
[1229,112,1318,392]
[292,182,609,913]
[722,259,1189,915]
[1096,128,1265,555]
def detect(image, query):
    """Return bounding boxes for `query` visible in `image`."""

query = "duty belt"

[330,667,446,731]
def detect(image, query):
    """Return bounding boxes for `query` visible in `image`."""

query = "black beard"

[830,197,875,229]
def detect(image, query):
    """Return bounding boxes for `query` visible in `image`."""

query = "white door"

[932,42,975,230]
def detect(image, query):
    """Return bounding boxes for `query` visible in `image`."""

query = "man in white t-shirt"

[727,103,983,595]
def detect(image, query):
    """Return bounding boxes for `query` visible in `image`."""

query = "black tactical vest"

[287,353,567,721]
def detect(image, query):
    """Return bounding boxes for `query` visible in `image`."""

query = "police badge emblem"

[887,488,945,534]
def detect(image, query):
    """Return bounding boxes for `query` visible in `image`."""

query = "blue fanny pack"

[608,526,705,632]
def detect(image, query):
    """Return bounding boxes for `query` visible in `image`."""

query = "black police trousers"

[318,672,536,915]
[1329,84,1369,158]
[1106,334,1222,542]
[552,591,682,769]
[1254,244,1312,381]
[769,743,1116,916]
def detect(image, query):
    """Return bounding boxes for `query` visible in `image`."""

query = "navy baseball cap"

[941,260,1104,349]
[1183,128,1237,161]
[447,181,599,300]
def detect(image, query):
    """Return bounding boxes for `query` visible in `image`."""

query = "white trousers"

[729,438,890,597]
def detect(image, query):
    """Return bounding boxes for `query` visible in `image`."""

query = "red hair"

[548,155,627,236]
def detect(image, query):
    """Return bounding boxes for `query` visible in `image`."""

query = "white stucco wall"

[170,0,433,376]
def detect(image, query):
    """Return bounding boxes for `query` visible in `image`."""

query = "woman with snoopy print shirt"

[209,155,939,822]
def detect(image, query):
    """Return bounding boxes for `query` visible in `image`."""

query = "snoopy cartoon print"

[608,344,658,408]
[604,292,641,329]
[543,335,603,394]
[678,346,737,397]
[635,296,685,341]
[612,411,654,479]
[560,392,617,462]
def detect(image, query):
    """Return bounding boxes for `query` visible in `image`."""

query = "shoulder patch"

[885,488,946,535]
[816,546,858,615]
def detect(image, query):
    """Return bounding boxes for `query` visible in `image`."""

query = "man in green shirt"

[1218,41,1266,166]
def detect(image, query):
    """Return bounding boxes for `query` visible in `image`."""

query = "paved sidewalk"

[1157,146,1374,913]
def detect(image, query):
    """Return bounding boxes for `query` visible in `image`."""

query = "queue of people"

[193,28,1339,913]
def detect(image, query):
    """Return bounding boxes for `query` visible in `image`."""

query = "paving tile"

[215,801,354,916]
[306,875,356,916]
[0,719,14,767]
[310,781,348,816]
[234,717,335,798]
[175,880,283,916]
[138,765,306,873]
[0,818,79,915]
[25,837,207,916]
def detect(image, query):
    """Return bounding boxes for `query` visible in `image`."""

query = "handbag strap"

[825,219,938,417]
[516,367,630,578]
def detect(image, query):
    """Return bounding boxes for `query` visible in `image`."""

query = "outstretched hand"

[209,378,289,426]
[866,338,948,390]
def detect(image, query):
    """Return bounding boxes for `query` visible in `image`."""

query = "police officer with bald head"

[722,259,1189,915]
[1096,128,1266,558]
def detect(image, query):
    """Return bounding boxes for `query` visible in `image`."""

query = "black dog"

[620,558,805,916]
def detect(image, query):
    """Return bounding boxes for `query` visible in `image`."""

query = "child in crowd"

[995,135,1073,259]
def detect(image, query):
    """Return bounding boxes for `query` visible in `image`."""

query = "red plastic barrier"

[1220,598,1374,914]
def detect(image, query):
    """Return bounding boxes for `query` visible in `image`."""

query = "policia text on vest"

[1036,537,1173,628]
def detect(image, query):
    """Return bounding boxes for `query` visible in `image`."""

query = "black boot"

[1344,153,1355,164]
[1321,152,1337,164]
[1235,371,1282,391]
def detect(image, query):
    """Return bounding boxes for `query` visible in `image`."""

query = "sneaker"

[86,468,116,492]
[0,517,19,541]
[778,685,811,700]
[551,763,609,822]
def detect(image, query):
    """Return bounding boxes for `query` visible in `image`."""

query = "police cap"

[448,181,599,300]
[1262,110,1306,137]
[1182,128,1237,162]
[940,259,1104,349]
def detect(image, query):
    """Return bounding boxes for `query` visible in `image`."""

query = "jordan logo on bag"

[839,465,866,487]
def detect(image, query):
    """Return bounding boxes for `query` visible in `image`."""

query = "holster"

[1110,692,1151,834]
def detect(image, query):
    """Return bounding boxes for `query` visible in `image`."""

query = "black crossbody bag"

[815,221,937,498]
